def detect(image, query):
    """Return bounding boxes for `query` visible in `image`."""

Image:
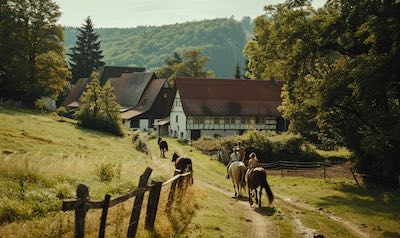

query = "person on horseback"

[246,152,260,181]
[226,146,241,179]
[237,141,246,161]
[248,152,259,169]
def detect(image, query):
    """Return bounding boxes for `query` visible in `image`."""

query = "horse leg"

[231,177,237,198]
[248,188,253,205]
[259,187,263,207]
[255,187,259,205]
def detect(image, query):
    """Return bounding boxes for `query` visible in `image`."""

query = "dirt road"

[200,180,279,238]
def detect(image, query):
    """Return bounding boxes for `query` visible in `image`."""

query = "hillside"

[64,18,252,77]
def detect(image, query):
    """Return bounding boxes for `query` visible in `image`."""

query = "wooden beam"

[75,184,89,238]
[127,167,153,238]
[145,181,162,230]
[98,194,111,238]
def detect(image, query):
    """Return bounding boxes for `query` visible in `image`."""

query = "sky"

[55,0,326,28]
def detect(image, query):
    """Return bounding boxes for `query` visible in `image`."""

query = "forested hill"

[64,18,253,77]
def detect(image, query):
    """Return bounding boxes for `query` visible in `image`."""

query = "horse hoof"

[234,193,237,197]
[258,203,262,208]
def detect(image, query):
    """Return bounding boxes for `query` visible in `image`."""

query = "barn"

[169,77,286,140]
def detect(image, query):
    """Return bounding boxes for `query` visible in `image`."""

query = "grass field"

[1,107,399,238]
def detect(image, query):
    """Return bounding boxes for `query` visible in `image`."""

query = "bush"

[194,130,322,163]
[0,199,31,224]
[98,163,116,182]
[56,106,67,117]
[34,99,45,112]
[77,111,123,136]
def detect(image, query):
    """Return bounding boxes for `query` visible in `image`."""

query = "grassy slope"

[1,108,399,237]
[151,138,400,238]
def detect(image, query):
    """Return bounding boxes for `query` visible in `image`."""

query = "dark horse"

[172,152,193,184]
[246,167,274,207]
[158,137,168,158]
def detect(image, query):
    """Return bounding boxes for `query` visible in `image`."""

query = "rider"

[246,152,260,180]
[248,152,259,169]
[237,141,246,162]
[226,146,241,179]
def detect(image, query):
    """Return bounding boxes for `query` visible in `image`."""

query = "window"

[225,117,230,124]
[176,115,178,123]
[180,132,184,138]
[214,117,220,124]
[256,117,264,124]
[194,117,199,124]
[199,117,204,125]
[241,117,245,124]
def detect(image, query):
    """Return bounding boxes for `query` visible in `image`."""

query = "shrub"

[194,130,322,163]
[98,163,116,182]
[34,99,45,112]
[0,199,31,224]
[56,106,67,117]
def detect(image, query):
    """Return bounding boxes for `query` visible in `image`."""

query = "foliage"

[97,163,116,182]
[64,18,249,77]
[193,130,321,164]
[75,73,122,136]
[244,0,400,187]
[34,99,45,112]
[233,62,241,79]
[55,106,67,117]
[0,0,69,101]
[68,17,105,84]
[157,48,215,82]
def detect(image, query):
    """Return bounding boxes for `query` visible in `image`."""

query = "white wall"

[169,91,187,140]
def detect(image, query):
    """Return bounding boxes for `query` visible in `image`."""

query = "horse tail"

[262,171,274,203]
[240,167,246,187]
[165,142,168,151]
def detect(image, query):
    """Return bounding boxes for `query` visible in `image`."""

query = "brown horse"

[172,152,193,183]
[246,167,274,207]
[158,137,168,158]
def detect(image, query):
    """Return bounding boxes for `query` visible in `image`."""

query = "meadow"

[1,107,399,237]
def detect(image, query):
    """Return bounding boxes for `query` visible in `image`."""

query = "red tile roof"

[174,78,283,117]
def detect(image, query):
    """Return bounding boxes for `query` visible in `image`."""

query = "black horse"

[172,152,193,184]
[158,137,168,158]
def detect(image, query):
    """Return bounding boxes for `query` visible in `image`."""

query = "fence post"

[145,181,162,230]
[75,184,89,238]
[166,170,179,213]
[323,165,326,180]
[280,168,284,178]
[98,194,111,238]
[350,168,361,189]
[127,167,153,238]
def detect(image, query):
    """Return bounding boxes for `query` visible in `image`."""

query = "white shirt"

[230,152,241,162]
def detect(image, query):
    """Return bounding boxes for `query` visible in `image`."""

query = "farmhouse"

[170,77,286,140]
[62,66,175,132]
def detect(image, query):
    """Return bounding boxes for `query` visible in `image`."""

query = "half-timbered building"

[170,77,286,140]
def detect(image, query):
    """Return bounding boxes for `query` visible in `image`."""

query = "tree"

[0,0,69,101]
[75,73,122,136]
[244,0,400,187]
[157,48,214,82]
[69,17,105,84]
[233,63,241,79]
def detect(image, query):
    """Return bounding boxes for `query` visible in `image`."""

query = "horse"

[228,161,247,198]
[246,167,274,207]
[172,152,193,184]
[158,137,168,158]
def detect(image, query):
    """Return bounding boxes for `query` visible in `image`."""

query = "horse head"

[157,137,162,144]
[172,152,179,162]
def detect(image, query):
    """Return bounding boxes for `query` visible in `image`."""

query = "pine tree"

[69,17,104,84]
[233,62,241,79]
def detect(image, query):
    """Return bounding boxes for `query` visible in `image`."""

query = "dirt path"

[199,180,279,238]
[275,194,370,238]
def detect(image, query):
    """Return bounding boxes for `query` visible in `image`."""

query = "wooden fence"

[258,160,330,179]
[62,167,193,238]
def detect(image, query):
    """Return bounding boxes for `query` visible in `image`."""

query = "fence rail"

[62,167,193,238]
[255,160,330,179]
